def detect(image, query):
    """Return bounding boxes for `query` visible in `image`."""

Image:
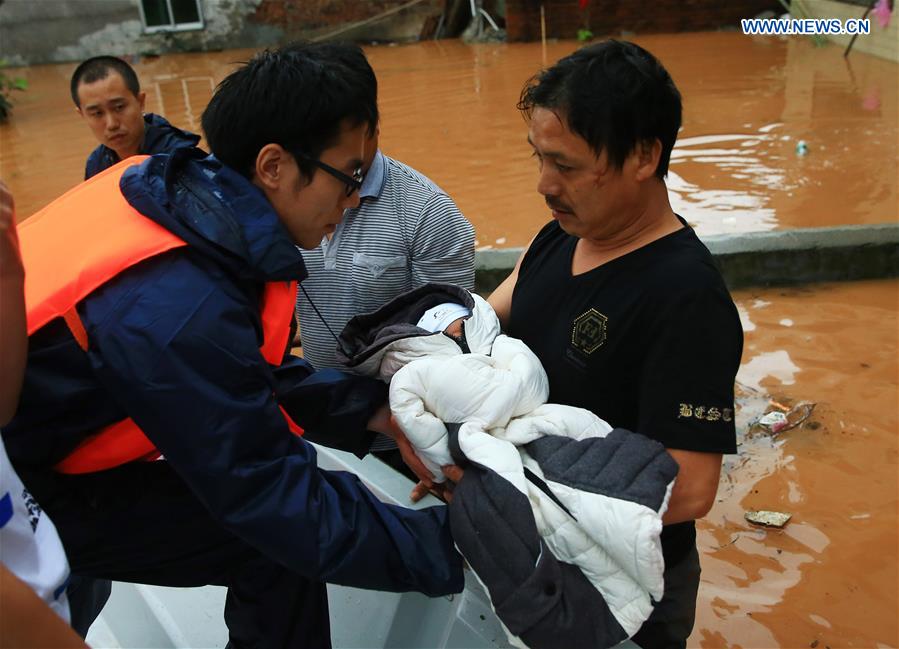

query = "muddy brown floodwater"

[0,31,896,649]
[698,279,898,648]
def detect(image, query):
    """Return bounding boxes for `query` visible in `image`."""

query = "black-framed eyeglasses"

[292,150,363,197]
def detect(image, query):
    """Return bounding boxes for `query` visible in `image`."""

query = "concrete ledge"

[474,223,899,293]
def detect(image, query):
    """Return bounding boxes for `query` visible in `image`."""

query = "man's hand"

[410,464,465,504]
[0,180,14,229]
[436,464,464,504]
[1,180,23,272]
[367,406,468,504]
[368,406,435,491]
[442,464,464,484]
[0,180,26,425]
[410,480,434,503]
[392,421,435,490]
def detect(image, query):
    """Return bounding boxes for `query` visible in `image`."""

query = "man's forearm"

[0,181,27,425]
[662,448,723,524]
[0,565,87,649]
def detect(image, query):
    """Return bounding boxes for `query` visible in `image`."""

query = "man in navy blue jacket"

[6,44,462,648]
[72,56,202,180]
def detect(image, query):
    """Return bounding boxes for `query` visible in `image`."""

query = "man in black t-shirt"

[486,40,743,649]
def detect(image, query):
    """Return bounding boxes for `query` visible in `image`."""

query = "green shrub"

[0,60,28,123]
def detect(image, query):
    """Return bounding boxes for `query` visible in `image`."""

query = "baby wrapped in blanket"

[337,283,679,649]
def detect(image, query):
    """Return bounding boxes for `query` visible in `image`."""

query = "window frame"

[138,0,205,34]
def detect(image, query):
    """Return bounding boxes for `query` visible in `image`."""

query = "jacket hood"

[119,148,307,283]
[142,113,201,153]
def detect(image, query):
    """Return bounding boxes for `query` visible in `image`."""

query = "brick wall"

[252,0,443,36]
[505,0,784,41]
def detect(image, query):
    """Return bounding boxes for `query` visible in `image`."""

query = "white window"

[139,0,204,33]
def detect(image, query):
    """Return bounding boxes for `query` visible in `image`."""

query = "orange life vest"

[19,157,303,474]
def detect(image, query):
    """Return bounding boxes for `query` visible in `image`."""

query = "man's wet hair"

[202,42,379,179]
[70,56,141,108]
[518,40,682,180]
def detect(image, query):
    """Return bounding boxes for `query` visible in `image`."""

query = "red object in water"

[579,0,589,8]
[872,0,892,28]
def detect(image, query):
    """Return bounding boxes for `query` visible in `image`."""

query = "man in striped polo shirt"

[295,44,475,459]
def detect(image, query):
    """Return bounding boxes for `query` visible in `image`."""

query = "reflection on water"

[668,132,782,233]
[1,33,896,245]
[739,349,803,390]
[145,75,216,133]
[696,280,898,649]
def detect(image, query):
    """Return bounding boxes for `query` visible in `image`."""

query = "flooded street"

[697,279,898,648]
[1,31,897,648]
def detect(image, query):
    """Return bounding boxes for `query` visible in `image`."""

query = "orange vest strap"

[62,307,89,352]
[54,419,161,474]
[259,281,298,365]
[279,405,305,437]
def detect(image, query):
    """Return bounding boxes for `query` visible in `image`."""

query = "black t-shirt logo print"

[571,308,608,354]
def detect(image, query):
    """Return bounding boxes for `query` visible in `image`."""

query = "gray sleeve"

[409,192,475,291]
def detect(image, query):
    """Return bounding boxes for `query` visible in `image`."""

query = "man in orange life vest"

[3,44,462,647]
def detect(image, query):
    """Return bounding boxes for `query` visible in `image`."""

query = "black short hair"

[202,42,379,179]
[70,56,141,108]
[518,40,682,180]
[298,42,378,137]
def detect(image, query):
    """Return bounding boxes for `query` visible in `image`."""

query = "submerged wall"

[474,224,899,294]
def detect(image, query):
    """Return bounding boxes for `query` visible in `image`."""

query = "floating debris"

[745,510,792,528]
[781,402,816,432]
[755,402,817,434]
[758,411,788,431]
